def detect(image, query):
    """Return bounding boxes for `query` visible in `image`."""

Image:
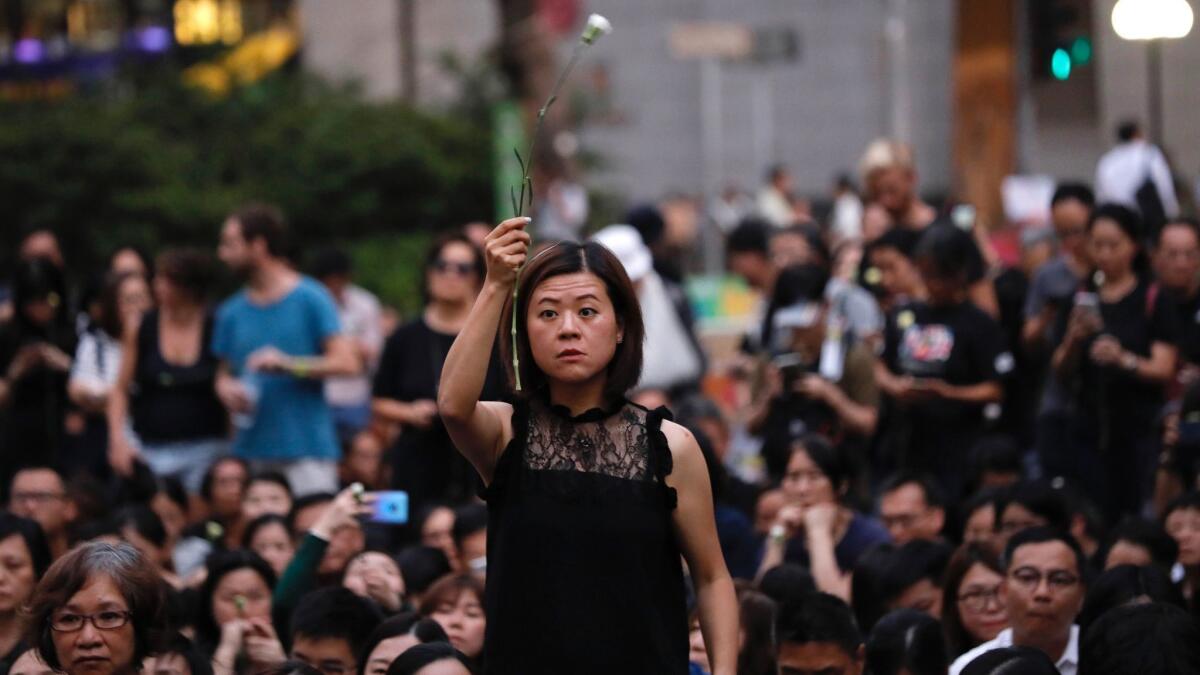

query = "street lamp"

[1111,0,1195,142]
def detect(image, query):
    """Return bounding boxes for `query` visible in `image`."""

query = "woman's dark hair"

[1080,602,1200,674]
[158,633,213,675]
[758,564,816,608]
[761,263,830,350]
[958,486,1005,542]
[1051,183,1095,209]
[1098,517,1178,574]
[864,608,947,675]
[1164,490,1200,520]
[357,612,450,675]
[913,221,976,283]
[113,504,168,549]
[0,513,51,578]
[10,257,70,338]
[417,574,484,617]
[246,471,294,499]
[199,457,249,504]
[420,233,485,305]
[156,476,189,515]
[95,271,142,338]
[290,587,384,656]
[736,590,777,675]
[790,434,850,496]
[775,592,861,657]
[959,646,1059,675]
[850,540,952,633]
[994,481,1071,534]
[195,549,277,648]
[156,248,217,305]
[241,514,292,549]
[941,541,1005,657]
[385,642,474,675]
[871,227,922,260]
[1087,203,1151,277]
[26,542,167,672]
[499,241,645,400]
[397,547,452,598]
[1077,564,1184,634]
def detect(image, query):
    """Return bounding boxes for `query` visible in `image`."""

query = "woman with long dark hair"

[1052,204,1179,520]
[438,218,738,674]
[0,258,76,477]
[372,233,505,510]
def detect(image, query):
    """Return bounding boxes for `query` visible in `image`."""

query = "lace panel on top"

[524,401,652,482]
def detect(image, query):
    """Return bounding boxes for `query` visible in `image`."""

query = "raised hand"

[483,217,532,288]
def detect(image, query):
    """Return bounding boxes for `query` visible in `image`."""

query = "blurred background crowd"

[3,1,1200,674]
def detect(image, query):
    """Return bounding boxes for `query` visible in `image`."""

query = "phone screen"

[370,491,409,524]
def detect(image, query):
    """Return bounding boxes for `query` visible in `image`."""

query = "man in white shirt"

[1095,121,1179,222]
[950,527,1085,675]
[758,164,797,228]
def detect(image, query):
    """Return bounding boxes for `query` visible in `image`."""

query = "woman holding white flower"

[438,217,738,674]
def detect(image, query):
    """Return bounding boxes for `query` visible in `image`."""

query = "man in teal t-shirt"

[212,203,361,495]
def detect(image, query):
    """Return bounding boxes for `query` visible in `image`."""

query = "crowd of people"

[1,120,1200,674]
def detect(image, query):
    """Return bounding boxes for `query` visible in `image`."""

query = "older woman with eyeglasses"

[24,541,165,675]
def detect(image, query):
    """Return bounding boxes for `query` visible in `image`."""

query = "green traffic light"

[1070,37,1093,65]
[1051,48,1072,80]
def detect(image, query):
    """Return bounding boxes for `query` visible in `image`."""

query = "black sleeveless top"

[130,310,227,444]
[480,395,689,674]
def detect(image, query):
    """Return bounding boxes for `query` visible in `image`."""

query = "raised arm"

[438,217,530,483]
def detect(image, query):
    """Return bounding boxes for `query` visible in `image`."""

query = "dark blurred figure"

[864,609,947,675]
[1079,603,1200,675]
[0,259,76,483]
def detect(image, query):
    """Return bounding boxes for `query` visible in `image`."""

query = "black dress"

[481,395,689,674]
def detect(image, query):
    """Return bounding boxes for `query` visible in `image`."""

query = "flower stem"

[509,38,589,391]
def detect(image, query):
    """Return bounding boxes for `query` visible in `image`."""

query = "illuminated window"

[174,0,241,45]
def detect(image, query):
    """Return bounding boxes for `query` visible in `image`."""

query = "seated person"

[850,540,952,632]
[289,588,384,675]
[775,592,864,675]
[758,435,889,600]
[950,527,1086,675]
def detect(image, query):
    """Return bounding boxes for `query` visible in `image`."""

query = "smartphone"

[370,491,409,524]
[1074,291,1102,327]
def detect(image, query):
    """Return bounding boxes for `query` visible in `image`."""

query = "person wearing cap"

[748,264,879,483]
[591,224,704,393]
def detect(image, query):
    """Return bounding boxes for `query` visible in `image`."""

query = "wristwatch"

[769,524,788,545]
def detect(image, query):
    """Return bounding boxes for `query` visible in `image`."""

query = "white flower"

[581,13,613,45]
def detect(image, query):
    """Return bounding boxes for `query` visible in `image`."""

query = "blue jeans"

[141,438,229,494]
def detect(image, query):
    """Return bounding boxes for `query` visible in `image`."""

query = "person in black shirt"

[372,233,504,510]
[438,218,737,674]
[1052,204,1179,521]
[1153,218,1200,384]
[876,224,1011,498]
[0,258,76,485]
[108,249,226,495]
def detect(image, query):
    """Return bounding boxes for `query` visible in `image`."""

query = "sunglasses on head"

[432,260,476,276]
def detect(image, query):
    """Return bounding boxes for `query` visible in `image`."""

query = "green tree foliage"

[0,73,492,298]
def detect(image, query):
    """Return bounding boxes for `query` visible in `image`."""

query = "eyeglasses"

[294,655,354,675]
[50,611,132,632]
[1009,567,1079,592]
[958,584,1004,612]
[432,260,475,277]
